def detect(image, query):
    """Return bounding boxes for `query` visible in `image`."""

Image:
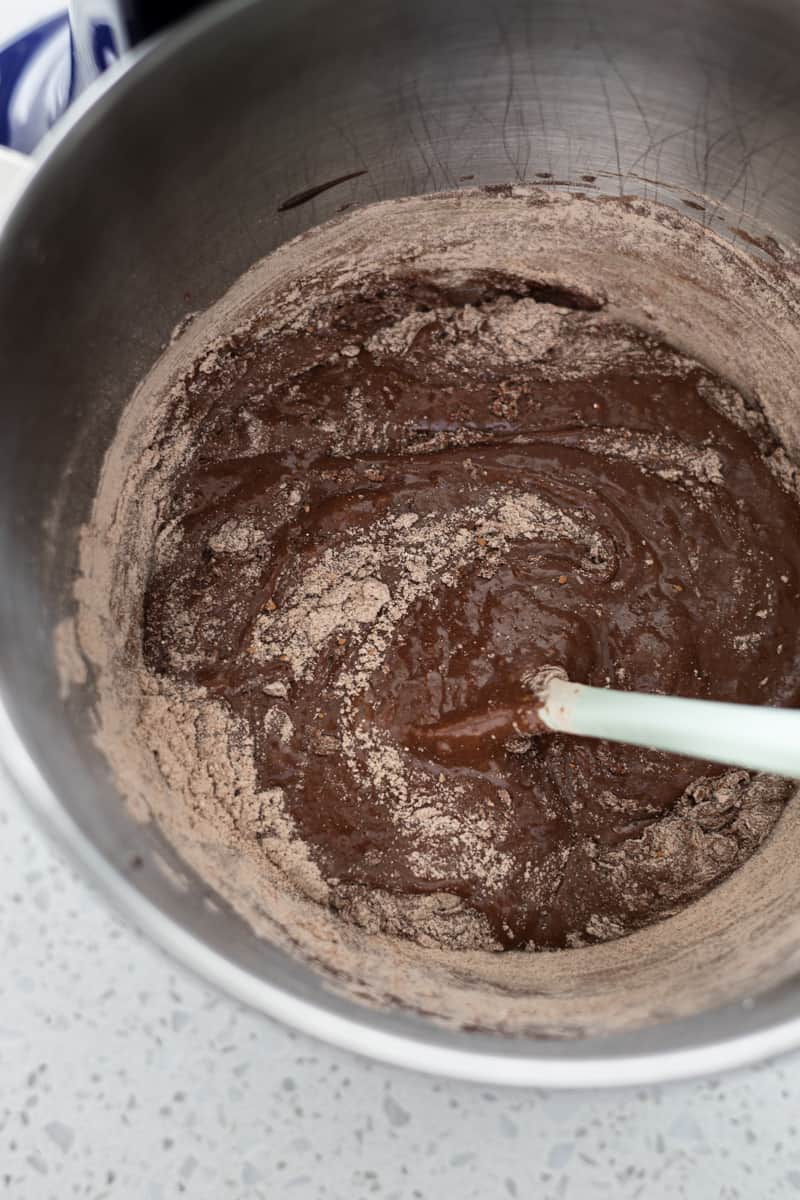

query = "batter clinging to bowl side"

[139,193,800,954]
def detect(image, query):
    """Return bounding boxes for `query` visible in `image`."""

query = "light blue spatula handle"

[540,678,800,777]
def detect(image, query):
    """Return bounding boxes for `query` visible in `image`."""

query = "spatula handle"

[540,678,800,777]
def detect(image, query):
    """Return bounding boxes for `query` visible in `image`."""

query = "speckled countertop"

[1,778,799,1199]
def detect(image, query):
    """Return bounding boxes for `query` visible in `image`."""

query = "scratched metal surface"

[252,0,800,247]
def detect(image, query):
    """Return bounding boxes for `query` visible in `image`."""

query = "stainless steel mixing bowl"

[3,0,800,1086]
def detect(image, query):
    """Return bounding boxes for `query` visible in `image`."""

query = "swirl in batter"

[142,265,800,951]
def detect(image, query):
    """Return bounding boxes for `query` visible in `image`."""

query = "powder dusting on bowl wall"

[4,0,800,1088]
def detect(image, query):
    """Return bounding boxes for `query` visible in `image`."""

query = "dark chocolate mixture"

[142,270,800,950]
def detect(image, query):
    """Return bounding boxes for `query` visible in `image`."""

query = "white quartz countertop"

[2,778,800,1198]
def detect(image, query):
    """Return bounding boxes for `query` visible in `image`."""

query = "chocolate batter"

[142,263,800,951]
